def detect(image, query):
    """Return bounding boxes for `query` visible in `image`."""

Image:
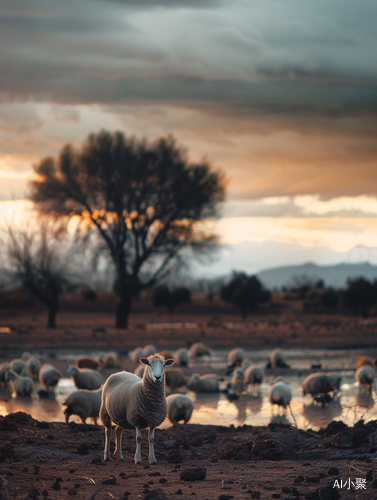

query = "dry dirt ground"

[1,298,377,350]
[1,412,376,500]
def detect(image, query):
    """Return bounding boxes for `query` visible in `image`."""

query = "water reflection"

[2,348,377,431]
[301,400,343,430]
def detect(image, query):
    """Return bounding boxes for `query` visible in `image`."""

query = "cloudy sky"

[1,0,377,268]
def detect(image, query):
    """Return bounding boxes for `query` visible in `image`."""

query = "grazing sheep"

[10,359,27,374]
[131,347,144,364]
[100,353,175,464]
[241,359,252,370]
[270,349,290,368]
[6,370,34,397]
[75,355,100,370]
[39,363,62,392]
[160,350,174,360]
[134,365,145,378]
[97,352,118,368]
[165,368,187,389]
[143,344,157,357]
[229,368,244,394]
[67,366,103,390]
[63,388,102,424]
[355,355,377,369]
[227,348,245,367]
[166,394,193,425]
[244,366,263,392]
[355,365,375,394]
[188,342,211,359]
[268,380,292,414]
[174,348,189,367]
[187,373,219,393]
[0,363,11,387]
[328,374,342,396]
[20,368,32,379]
[301,373,331,398]
[26,357,41,380]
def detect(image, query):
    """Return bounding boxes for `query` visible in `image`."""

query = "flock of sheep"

[0,344,376,464]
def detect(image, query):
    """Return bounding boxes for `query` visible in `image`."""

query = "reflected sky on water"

[0,348,375,431]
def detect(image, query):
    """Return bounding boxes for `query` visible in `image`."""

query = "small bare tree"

[2,219,71,328]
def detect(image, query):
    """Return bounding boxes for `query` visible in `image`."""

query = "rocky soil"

[1,413,376,499]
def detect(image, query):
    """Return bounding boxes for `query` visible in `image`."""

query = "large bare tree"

[29,131,225,328]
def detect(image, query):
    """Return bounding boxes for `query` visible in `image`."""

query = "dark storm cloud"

[1,0,376,127]
[94,0,221,7]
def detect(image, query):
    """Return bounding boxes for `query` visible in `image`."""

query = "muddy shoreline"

[1,412,376,499]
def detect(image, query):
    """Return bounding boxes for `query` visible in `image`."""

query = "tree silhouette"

[220,271,271,318]
[2,220,70,328]
[343,277,377,317]
[29,131,225,328]
[152,285,191,313]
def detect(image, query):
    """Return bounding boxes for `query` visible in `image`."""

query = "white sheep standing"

[355,365,375,394]
[227,348,245,367]
[174,348,189,367]
[6,370,34,397]
[100,353,175,464]
[22,354,41,380]
[67,365,103,390]
[63,388,102,424]
[187,373,219,393]
[166,394,194,425]
[188,342,211,359]
[229,368,244,395]
[10,358,27,374]
[143,344,157,357]
[39,363,62,392]
[243,365,263,393]
[268,380,292,415]
[131,347,144,364]
[270,349,289,368]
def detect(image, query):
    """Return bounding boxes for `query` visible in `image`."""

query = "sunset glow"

[1,0,376,271]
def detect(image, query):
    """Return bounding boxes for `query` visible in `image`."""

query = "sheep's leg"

[134,425,142,465]
[148,427,157,465]
[104,426,111,462]
[114,426,125,462]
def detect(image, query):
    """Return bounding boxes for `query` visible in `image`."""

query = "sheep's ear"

[139,357,149,366]
[164,359,175,366]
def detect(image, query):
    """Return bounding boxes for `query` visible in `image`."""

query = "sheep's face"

[140,355,175,385]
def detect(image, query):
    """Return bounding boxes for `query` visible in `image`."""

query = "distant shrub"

[82,289,97,300]
[220,271,271,318]
[152,285,191,313]
[320,289,339,308]
[343,277,377,317]
[0,287,33,309]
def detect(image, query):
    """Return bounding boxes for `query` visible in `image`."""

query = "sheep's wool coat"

[102,370,167,430]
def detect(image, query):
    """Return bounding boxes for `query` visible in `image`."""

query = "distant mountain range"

[256,262,377,289]
[191,240,377,288]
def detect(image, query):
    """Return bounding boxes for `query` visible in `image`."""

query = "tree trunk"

[115,294,132,329]
[47,301,59,328]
